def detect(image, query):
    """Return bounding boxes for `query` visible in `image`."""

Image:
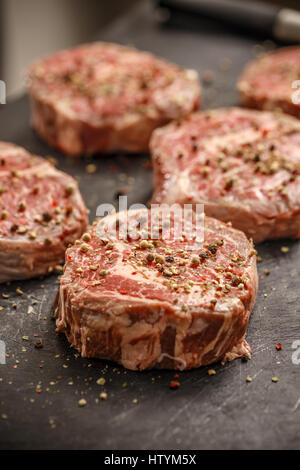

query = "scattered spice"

[82,233,91,242]
[140,240,150,249]
[224,178,235,190]
[34,339,44,349]
[18,201,26,212]
[155,254,165,264]
[169,380,180,389]
[78,398,87,407]
[29,231,37,240]
[17,226,28,235]
[96,378,106,386]
[66,185,75,196]
[43,212,52,222]
[86,164,97,174]
[89,264,99,271]
[80,243,90,253]
[54,265,63,273]
[146,253,154,262]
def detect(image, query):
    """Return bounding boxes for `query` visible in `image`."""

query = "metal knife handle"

[158,0,280,36]
[274,9,300,42]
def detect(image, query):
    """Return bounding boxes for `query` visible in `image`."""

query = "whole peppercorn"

[18,201,26,212]
[80,243,90,253]
[66,185,75,196]
[191,256,200,266]
[42,212,52,222]
[208,244,218,255]
[82,232,91,242]
[169,380,180,390]
[155,254,165,264]
[139,240,150,249]
[146,253,154,262]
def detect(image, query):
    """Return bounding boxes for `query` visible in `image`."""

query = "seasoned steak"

[28,42,201,156]
[0,142,88,282]
[55,208,258,371]
[151,107,300,243]
[238,46,300,118]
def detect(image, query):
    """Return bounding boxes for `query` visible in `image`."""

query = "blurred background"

[0,0,299,99]
[0,0,139,98]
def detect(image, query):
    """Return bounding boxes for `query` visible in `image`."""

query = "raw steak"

[0,142,88,282]
[28,42,201,156]
[151,107,300,242]
[55,208,258,371]
[238,46,300,118]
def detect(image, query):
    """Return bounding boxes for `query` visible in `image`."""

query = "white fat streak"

[199,315,229,361]
[157,353,187,370]
[203,127,262,153]
[1,145,25,156]
[58,284,66,324]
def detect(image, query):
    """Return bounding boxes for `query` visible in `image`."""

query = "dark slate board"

[0,1,299,450]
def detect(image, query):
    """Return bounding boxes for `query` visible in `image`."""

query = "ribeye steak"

[238,46,300,118]
[28,42,201,156]
[0,142,88,282]
[151,107,300,242]
[55,208,258,371]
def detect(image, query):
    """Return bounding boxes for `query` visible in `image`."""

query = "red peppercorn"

[169,380,180,390]
[262,128,269,137]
